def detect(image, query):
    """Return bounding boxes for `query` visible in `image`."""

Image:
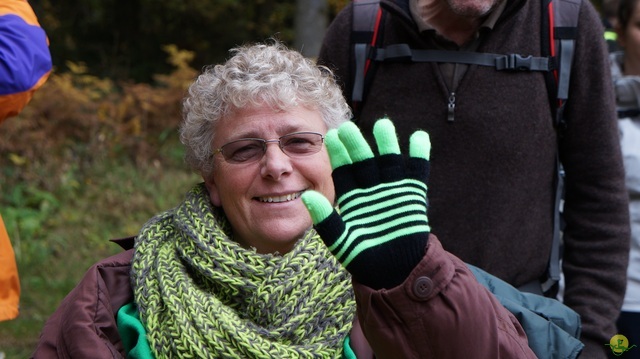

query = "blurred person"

[318,0,630,357]
[610,0,640,352]
[0,0,52,322]
[32,41,584,358]
[604,0,623,52]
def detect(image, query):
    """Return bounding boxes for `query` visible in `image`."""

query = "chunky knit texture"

[131,183,356,358]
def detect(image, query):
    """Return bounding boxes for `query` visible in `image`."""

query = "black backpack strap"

[373,44,552,71]
[618,109,640,117]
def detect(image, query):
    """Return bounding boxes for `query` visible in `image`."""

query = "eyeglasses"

[212,132,325,164]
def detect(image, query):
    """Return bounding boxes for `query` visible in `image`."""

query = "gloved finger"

[409,130,431,160]
[407,130,431,183]
[372,118,404,182]
[373,118,401,155]
[301,190,337,225]
[324,129,352,170]
[301,190,349,255]
[337,121,374,163]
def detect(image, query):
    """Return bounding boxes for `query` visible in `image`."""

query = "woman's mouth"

[256,191,304,203]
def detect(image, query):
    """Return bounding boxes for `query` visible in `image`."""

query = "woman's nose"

[259,142,293,180]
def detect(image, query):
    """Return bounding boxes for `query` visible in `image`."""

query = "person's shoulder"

[574,0,605,26]
[80,238,134,295]
[91,241,135,272]
[0,0,41,26]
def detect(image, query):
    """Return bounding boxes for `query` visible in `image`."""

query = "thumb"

[302,190,348,253]
[301,190,335,225]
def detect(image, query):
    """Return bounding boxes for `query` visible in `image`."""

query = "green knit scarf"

[131,183,356,358]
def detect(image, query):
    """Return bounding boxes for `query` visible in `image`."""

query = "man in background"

[318,0,630,357]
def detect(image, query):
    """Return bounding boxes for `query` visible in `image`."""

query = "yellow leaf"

[8,153,27,166]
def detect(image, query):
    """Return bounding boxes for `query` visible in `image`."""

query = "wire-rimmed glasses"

[212,132,325,164]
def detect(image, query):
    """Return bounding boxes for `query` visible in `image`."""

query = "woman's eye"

[229,143,262,161]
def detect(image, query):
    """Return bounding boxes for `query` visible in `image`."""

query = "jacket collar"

[110,235,136,250]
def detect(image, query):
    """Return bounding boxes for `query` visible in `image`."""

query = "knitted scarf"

[131,183,356,358]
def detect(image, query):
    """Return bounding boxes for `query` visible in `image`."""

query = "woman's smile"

[256,190,305,203]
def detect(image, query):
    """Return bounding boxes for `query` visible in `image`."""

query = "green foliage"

[32,0,301,82]
[0,48,201,356]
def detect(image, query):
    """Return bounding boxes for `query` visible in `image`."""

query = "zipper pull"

[447,92,456,122]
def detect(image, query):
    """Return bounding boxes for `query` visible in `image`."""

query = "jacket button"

[413,276,433,299]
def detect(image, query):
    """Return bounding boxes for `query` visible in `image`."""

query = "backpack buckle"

[496,54,534,71]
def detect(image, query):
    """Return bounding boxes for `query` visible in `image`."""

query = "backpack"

[349,0,582,295]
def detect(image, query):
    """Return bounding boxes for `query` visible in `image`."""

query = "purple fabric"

[0,14,51,94]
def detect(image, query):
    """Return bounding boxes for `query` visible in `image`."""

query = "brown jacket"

[32,235,534,358]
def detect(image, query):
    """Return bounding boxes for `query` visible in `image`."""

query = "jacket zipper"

[446,63,461,122]
[447,92,456,122]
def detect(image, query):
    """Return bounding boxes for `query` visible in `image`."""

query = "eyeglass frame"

[211,131,325,164]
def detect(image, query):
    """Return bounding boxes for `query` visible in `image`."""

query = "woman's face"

[619,0,640,71]
[204,104,335,254]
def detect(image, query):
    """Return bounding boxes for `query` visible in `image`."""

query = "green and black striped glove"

[301,119,431,289]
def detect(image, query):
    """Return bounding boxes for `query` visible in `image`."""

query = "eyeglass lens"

[219,132,323,164]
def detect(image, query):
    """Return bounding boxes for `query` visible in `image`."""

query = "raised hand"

[301,118,431,289]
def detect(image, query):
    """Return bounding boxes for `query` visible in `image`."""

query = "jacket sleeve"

[32,250,134,359]
[0,0,52,123]
[352,234,536,359]
[560,1,631,357]
[615,75,640,110]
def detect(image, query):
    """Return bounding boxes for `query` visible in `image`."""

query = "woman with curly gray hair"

[35,40,361,358]
[34,41,581,359]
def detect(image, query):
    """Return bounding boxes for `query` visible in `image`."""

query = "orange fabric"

[0,214,20,321]
[0,72,50,123]
[0,91,34,123]
[0,0,40,26]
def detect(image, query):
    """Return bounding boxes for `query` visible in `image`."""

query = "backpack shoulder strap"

[548,0,581,122]
[541,0,581,294]
[351,0,384,117]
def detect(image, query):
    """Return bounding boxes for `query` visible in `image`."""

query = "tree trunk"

[294,0,328,58]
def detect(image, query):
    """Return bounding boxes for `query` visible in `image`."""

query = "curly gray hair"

[180,40,352,177]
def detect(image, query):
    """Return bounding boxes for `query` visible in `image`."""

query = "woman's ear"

[203,174,222,207]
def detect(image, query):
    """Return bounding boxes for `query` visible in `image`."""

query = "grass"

[0,135,201,357]
[0,48,203,356]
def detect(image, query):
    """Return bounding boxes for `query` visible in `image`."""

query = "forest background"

[0,0,606,356]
